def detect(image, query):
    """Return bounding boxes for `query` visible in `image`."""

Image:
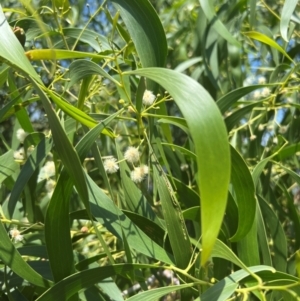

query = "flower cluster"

[16,128,28,143]
[252,87,271,99]
[9,227,23,243]
[104,157,119,174]
[243,75,271,100]
[124,146,140,164]
[104,146,149,183]
[14,147,25,160]
[14,129,35,162]
[142,90,156,106]
[38,161,55,182]
[130,164,149,183]
[45,179,56,198]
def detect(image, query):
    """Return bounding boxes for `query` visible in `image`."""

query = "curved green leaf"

[255,200,272,268]
[67,59,120,87]
[0,220,52,288]
[161,143,196,161]
[280,0,298,42]
[217,84,276,114]
[258,196,287,272]
[126,68,231,265]
[31,81,89,212]
[46,89,114,137]
[199,0,240,47]
[127,283,195,301]
[45,112,122,282]
[275,143,300,161]
[35,264,180,301]
[0,150,19,184]
[212,239,249,271]
[25,49,110,61]
[249,0,257,29]
[229,146,256,241]
[86,172,174,264]
[175,57,203,73]
[0,7,41,83]
[8,137,52,218]
[156,116,189,134]
[199,265,276,301]
[0,6,90,210]
[151,146,192,269]
[225,101,261,132]
[244,31,294,63]
[237,211,260,267]
[111,0,167,68]
[116,144,162,226]
[62,28,110,51]
[122,210,167,249]
[44,170,74,282]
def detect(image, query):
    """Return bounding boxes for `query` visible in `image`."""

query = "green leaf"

[151,146,192,269]
[199,265,276,301]
[0,6,90,212]
[111,0,167,68]
[126,68,231,265]
[249,0,257,29]
[199,0,240,47]
[86,172,174,264]
[0,7,41,83]
[67,59,120,87]
[7,73,34,133]
[275,143,300,161]
[236,209,260,266]
[161,142,196,161]
[0,220,52,288]
[0,96,39,123]
[44,171,75,282]
[46,89,114,137]
[62,28,111,52]
[53,0,70,14]
[45,112,121,282]
[18,245,48,259]
[116,144,162,226]
[243,269,299,283]
[30,81,90,212]
[0,150,19,184]
[252,154,277,188]
[175,57,203,73]
[35,264,175,301]
[258,196,287,272]
[8,137,52,218]
[25,49,110,61]
[225,101,261,132]
[229,146,256,241]
[170,176,200,208]
[0,64,9,87]
[212,239,249,271]
[127,283,195,301]
[122,210,167,250]
[255,199,272,267]
[216,84,276,114]
[183,207,200,222]
[280,0,298,42]
[156,116,189,134]
[277,173,300,250]
[244,31,294,63]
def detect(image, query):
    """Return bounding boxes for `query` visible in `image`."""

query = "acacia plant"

[0,0,300,300]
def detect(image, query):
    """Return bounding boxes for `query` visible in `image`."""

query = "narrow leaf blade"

[127,68,231,265]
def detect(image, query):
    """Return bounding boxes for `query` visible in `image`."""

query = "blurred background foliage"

[1,0,300,300]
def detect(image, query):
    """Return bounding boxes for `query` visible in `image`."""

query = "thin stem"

[71,0,108,51]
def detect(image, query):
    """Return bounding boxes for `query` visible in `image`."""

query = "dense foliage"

[0,0,300,300]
